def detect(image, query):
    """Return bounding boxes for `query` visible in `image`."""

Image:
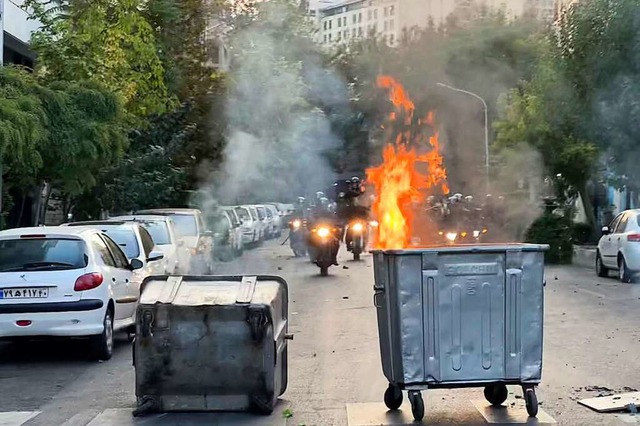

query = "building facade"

[1,0,39,67]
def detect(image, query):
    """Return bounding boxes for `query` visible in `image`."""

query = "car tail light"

[628,234,640,242]
[74,273,104,291]
[20,234,46,239]
[16,320,32,327]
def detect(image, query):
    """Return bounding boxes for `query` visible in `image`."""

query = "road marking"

[86,408,287,426]
[472,399,557,424]
[0,412,40,426]
[346,402,416,425]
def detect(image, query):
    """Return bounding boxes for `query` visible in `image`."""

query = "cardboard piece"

[578,392,640,413]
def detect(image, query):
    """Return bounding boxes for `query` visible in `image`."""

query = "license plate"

[0,287,49,299]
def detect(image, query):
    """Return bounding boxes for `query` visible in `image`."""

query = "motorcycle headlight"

[317,227,331,238]
[461,231,468,238]
[352,222,364,232]
[292,219,301,230]
[482,228,488,234]
[369,220,379,228]
[473,230,481,238]
[446,232,457,242]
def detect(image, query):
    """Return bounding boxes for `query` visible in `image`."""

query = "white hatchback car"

[109,215,184,274]
[235,206,260,245]
[596,209,640,282]
[0,227,144,360]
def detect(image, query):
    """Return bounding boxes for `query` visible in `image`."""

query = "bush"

[525,212,573,264]
[572,222,595,245]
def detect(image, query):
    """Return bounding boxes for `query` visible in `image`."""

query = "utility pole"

[437,82,490,193]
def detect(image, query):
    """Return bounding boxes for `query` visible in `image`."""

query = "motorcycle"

[438,227,488,245]
[288,218,308,257]
[307,223,340,276]
[345,220,368,261]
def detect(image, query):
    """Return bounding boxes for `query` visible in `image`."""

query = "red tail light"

[74,273,104,291]
[628,234,640,242]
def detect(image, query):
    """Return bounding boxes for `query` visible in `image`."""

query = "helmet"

[297,197,306,205]
[320,197,329,207]
[465,195,473,203]
[316,191,325,200]
[351,176,361,184]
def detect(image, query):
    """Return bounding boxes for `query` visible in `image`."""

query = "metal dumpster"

[132,275,292,416]
[372,244,548,421]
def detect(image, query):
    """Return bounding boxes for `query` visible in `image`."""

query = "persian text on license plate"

[0,288,49,299]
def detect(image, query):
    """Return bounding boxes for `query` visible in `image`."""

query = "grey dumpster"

[372,244,548,421]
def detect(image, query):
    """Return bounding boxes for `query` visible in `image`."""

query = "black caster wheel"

[383,384,403,410]
[484,383,508,406]
[524,388,538,417]
[408,391,424,422]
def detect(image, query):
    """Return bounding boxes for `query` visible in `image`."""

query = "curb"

[573,246,596,269]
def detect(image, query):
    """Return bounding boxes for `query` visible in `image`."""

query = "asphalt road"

[0,240,639,425]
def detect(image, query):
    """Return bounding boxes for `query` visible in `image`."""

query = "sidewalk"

[573,245,596,269]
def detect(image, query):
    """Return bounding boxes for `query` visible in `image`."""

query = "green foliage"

[525,212,574,264]
[572,222,595,245]
[24,0,172,119]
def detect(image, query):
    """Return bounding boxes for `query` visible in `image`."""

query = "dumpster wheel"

[383,384,403,410]
[408,391,424,422]
[484,384,508,406]
[524,388,538,417]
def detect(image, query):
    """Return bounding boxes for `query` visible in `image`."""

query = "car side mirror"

[147,250,164,262]
[130,259,144,270]
[602,226,610,235]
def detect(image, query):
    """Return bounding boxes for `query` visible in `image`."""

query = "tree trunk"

[39,184,52,226]
[16,194,26,227]
[32,183,44,226]
[578,183,598,237]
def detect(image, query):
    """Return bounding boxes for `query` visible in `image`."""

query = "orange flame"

[367,76,449,249]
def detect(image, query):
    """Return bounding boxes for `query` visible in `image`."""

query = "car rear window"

[102,229,140,259]
[171,214,198,237]
[257,207,266,220]
[141,221,171,245]
[0,238,88,271]
[235,208,250,220]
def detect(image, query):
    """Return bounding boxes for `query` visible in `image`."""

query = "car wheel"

[596,251,609,277]
[619,256,632,283]
[90,308,114,361]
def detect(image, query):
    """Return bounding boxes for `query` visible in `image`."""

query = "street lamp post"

[437,82,490,193]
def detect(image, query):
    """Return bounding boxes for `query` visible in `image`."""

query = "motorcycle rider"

[336,177,370,247]
[308,196,340,266]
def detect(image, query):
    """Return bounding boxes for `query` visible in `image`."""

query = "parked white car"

[235,206,260,245]
[253,205,269,240]
[0,227,144,360]
[109,215,185,274]
[264,204,282,237]
[221,207,244,256]
[135,209,213,274]
[596,209,640,282]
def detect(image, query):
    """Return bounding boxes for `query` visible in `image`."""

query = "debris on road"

[578,391,640,413]
[342,296,349,299]
[283,408,294,418]
[343,265,349,269]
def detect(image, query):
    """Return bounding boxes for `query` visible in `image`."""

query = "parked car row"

[0,203,292,361]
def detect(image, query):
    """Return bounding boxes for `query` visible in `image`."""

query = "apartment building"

[317,0,448,46]
[1,0,40,66]
[525,0,557,21]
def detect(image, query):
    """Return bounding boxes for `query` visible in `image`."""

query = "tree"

[24,0,172,119]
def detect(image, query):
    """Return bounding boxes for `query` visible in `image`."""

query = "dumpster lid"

[371,243,549,255]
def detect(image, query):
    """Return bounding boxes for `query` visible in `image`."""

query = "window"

[344,30,349,39]
[616,213,630,234]
[0,238,88,272]
[102,228,140,259]
[368,10,372,20]
[609,214,623,232]
[139,227,155,258]
[329,20,332,29]
[358,27,363,36]
[343,16,347,26]
[353,14,357,24]
[324,21,327,30]
[390,33,395,44]
[91,235,116,267]
[329,33,332,42]
[384,21,388,31]
[235,207,250,221]
[373,23,377,32]
[390,19,395,30]
[374,9,378,19]
[337,32,341,41]
[266,208,273,219]
[101,235,130,269]
[384,6,388,16]
[141,221,171,245]
[249,208,258,221]
[225,210,240,227]
[359,12,362,22]
[338,18,341,27]
[389,5,395,16]
[170,214,198,237]
[324,34,327,43]
[352,28,357,37]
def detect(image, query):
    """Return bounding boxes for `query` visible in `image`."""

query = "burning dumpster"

[372,244,548,421]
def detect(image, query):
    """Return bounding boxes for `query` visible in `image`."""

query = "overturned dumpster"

[132,275,292,416]
[372,244,548,421]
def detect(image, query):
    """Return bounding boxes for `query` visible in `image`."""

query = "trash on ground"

[578,392,640,413]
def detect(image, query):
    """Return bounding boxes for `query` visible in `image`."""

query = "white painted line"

[0,412,41,426]
[472,399,557,424]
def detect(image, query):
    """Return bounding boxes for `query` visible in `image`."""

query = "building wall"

[2,0,40,66]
